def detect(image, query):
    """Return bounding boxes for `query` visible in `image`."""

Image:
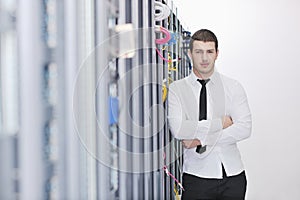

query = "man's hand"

[182,139,201,149]
[181,116,232,149]
[222,116,233,129]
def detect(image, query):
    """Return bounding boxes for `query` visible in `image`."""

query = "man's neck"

[193,68,214,80]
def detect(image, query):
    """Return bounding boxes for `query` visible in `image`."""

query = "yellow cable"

[162,46,168,51]
[174,184,180,200]
[168,53,172,67]
[168,77,173,85]
[162,83,168,103]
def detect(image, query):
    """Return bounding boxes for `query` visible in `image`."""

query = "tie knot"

[197,79,210,86]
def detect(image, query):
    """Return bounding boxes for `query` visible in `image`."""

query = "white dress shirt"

[168,71,252,179]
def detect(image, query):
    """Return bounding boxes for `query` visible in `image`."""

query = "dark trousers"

[182,166,247,200]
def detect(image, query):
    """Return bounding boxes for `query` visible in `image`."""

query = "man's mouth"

[201,63,209,67]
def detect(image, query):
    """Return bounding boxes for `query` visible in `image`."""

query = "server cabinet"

[0,1,19,199]
[0,0,191,199]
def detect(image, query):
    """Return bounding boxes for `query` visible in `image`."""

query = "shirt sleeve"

[167,83,223,142]
[209,81,252,145]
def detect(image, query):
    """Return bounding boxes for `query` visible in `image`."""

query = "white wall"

[173,0,300,199]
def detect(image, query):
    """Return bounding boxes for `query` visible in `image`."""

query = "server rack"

[0,0,19,198]
[0,0,192,199]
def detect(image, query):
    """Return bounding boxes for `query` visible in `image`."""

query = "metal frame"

[0,0,191,199]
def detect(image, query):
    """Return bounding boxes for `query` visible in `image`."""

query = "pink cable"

[156,48,172,62]
[155,27,171,45]
[163,152,185,191]
[156,48,182,63]
[163,166,185,191]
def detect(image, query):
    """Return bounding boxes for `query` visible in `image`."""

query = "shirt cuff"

[195,118,223,146]
[209,118,223,132]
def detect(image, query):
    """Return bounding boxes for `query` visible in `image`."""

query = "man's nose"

[202,53,208,61]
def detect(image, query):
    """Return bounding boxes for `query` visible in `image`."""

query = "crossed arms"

[168,80,252,148]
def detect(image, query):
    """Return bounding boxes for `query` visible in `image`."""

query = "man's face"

[189,40,219,79]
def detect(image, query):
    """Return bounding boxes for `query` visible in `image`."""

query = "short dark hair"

[189,29,218,51]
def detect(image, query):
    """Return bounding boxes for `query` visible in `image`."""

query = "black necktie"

[196,79,210,154]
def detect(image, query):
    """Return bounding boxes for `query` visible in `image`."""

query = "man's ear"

[188,49,192,59]
[215,49,219,59]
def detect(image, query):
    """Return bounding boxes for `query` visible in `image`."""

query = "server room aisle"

[0,0,191,199]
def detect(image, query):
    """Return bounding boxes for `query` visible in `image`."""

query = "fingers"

[182,139,200,149]
[222,115,233,129]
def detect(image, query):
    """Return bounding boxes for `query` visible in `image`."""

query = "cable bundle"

[155,26,171,45]
[154,1,171,21]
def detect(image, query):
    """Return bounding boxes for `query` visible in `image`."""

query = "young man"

[168,29,252,200]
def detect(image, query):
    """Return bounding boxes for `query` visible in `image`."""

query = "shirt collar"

[188,70,218,86]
